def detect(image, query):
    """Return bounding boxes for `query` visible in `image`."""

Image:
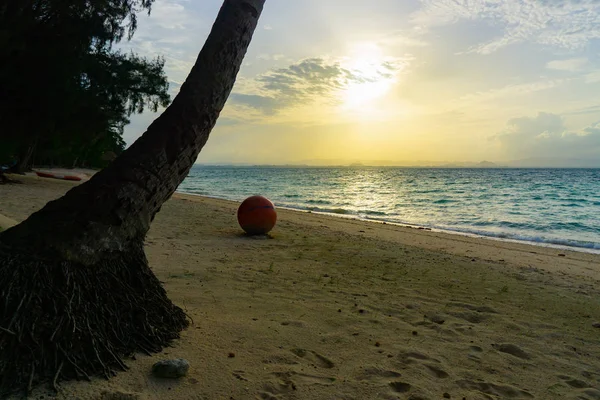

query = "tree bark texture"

[0,0,265,395]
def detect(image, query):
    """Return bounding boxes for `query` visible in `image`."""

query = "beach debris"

[228,352,236,358]
[237,195,277,235]
[443,393,451,398]
[152,359,190,378]
[592,322,600,328]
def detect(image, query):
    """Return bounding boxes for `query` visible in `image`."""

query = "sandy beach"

[1,175,599,400]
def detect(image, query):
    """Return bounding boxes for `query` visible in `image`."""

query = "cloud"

[493,112,600,158]
[229,57,409,114]
[413,0,600,54]
[456,79,566,106]
[564,104,600,116]
[228,93,280,115]
[546,58,588,71]
[257,53,286,61]
[584,70,600,83]
[377,30,431,48]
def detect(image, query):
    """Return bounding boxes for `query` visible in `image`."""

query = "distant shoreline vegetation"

[194,164,600,169]
[193,156,600,168]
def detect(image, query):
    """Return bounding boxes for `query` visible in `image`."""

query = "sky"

[120,0,600,166]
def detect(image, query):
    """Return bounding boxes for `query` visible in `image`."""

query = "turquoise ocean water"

[178,166,600,252]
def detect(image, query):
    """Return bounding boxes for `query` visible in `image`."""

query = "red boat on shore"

[35,171,82,181]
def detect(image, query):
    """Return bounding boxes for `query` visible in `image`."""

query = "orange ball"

[237,195,277,235]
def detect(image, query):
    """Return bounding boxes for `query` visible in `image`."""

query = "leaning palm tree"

[0,0,265,395]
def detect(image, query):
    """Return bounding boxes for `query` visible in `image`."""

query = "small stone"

[152,359,189,378]
[375,341,381,347]
[228,352,236,358]
[412,331,418,336]
[592,322,600,328]
[443,393,451,399]
[558,253,566,257]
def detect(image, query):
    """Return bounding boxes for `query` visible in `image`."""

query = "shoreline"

[175,190,600,255]
[173,191,600,282]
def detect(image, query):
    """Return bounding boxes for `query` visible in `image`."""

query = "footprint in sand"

[259,380,295,400]
[100,391,141,400]
[232,370,250,382]
[456,379,534,398]
[491,343,531,360]
[258,389,283,400]
[424,364,449,379]
[557,374,593,389]
[355,367,402,381]
[579,388,600,399]
[262,354,300,365]
[447,301,499,314]
[259,370,336,399]
[290,348,335,368]
[272,371,336,385]
[389,381,412,393]
[468,345,483,360]
[392,349,451,388]
[395,350,442,367]
[448,311,491,324]
[280,320,305,328]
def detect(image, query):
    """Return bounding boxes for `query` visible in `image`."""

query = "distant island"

[196,157,599,168]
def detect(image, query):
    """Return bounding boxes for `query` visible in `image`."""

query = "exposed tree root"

[0,241,189,397]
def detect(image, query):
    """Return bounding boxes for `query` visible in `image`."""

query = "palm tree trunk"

[0,0,264,395]
[10,136,38,173]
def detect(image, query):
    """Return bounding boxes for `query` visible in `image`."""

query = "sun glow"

[339,43,399,110]
[342,79,394,108]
